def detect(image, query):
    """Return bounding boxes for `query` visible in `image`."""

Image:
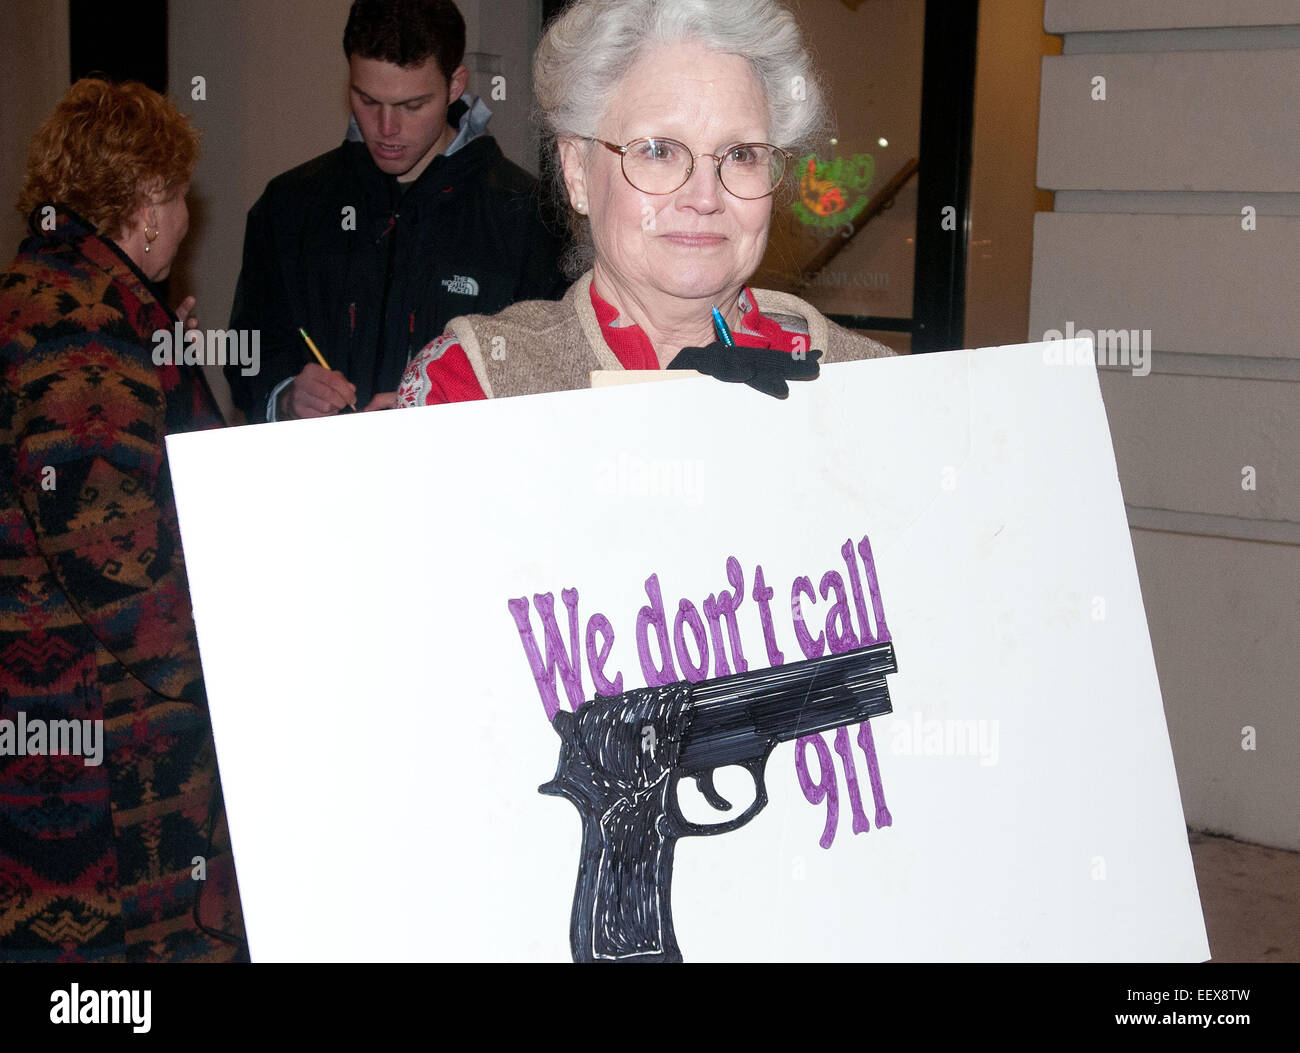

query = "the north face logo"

[441,275,480,296]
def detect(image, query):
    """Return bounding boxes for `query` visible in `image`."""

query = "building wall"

[458,0,545,173]
[0,1,70,260]
[1030,0,1300,850]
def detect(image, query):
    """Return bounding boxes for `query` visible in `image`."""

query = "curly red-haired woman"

[0,78,244,961]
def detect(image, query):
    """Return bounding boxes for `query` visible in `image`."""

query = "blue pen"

[711,306,736,348]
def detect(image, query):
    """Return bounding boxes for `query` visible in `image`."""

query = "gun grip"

[567,776,682,963]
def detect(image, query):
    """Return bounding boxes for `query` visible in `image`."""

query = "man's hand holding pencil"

[276,329,398,420]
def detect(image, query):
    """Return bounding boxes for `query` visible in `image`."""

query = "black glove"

[668,342,823,399]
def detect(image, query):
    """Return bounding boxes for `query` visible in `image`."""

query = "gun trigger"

[694,770,732,812]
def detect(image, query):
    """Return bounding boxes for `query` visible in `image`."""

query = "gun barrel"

[677,641,896,772]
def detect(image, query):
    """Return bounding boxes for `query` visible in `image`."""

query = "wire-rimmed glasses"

[582,136,791,199]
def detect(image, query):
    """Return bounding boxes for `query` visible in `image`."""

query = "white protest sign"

[167,340,1208,962]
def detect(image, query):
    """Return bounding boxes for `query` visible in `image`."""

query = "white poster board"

[168,341,1208,962]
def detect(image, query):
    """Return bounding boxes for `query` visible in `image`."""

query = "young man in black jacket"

[228,0,566,423]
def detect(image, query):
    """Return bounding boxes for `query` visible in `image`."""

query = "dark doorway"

[69,0,169,91]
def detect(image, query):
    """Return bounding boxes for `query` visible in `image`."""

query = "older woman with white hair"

[396,0,893,406]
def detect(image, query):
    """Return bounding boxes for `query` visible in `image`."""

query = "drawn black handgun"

[540,640,897,963]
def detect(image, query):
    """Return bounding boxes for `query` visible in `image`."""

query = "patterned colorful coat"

[0,208,245,961]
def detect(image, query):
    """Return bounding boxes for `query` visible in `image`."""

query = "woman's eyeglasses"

[581,137,791,199]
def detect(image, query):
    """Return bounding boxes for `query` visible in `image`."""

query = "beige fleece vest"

[442,271,896,399]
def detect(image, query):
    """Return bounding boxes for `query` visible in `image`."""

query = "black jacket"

[227,132,566,421]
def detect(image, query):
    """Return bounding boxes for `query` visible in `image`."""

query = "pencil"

[298,327,356,412]
[298,327,331,370]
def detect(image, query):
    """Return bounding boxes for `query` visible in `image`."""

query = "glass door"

[758,0,977,354]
